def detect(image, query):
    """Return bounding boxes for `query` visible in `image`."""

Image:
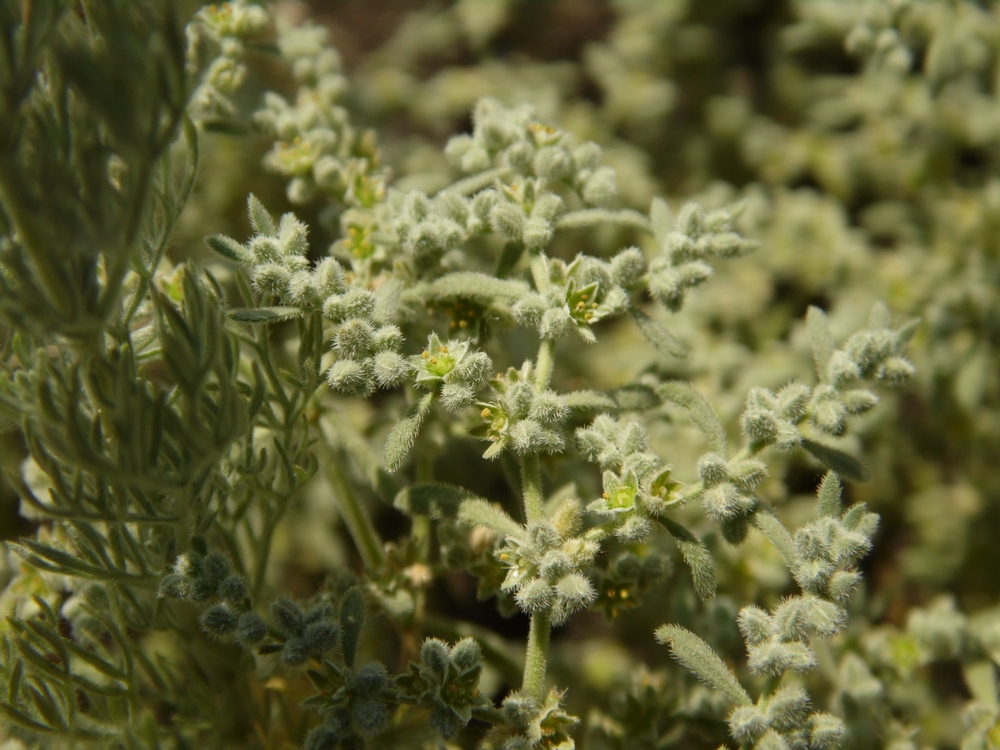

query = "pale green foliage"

[3,1,994,749]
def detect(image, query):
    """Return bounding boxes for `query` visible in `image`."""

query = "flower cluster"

[513,252,640,342]
[740,304,917,449]
[410,333,492,412]
[647,198,757,312]
[445,98,618,206]
[477,363,570,460]
[158,548,266,648]
[396,637,490,737]
[495,500,599,627]
[255,20,383,206]
[576,415,678,541]
[205,196,410,397]
[482,688,579,750]
[304,662,393,749]
[187,1,269,122]
[658,474,870,750]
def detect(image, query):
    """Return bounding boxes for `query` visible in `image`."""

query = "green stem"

[520,453,544,524]
[521,609,551,701]
[533,338,555,391]
[322,447,385,570]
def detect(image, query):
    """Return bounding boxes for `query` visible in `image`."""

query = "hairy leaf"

[384,392,434,473]
[801,438,870,482]
[655,625,751,706]
[659,382,726,454]
[657,517,717,601]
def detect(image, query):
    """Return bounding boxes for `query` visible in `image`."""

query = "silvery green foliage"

[647,199,757,313]
[410,333,493,412]
[446,97,618,206]
[0,2,947,749]
[659,473,870,750]
[254,18,381,207]
[396,638,491,737]
[460,491,599,627]
[476,362,570,460]
[738,304,916,469]
[186,0,269,123]
[513,253,635,343]
[207,196,410,398]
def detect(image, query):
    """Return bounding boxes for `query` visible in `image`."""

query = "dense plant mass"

[0,1,997,748]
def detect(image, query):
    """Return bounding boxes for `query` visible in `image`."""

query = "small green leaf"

[458,498,523,538]
[755,513,796,570]
[384,392,434,473]
[394,483,479,520]
[657,517,717,601]
[340,587,366,669]
[816,471,842,518]
[801,438,870,482]
[247,194,276,236]
[561,390,616,412]
[204,235,247,264]
[806,306,834,378]
[659,382,726,454]
[655,624,751,706]
[228,307,305,323]
[629,306,689,358]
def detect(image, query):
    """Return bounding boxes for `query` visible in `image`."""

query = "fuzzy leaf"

[229,307,305,323]
[655,625,751,706]
[659,382,726,454]
[816,472,842,518]
[801,438,870,482]
[204,234,247,263]
[562,390,616,412]
[650,197,672,244]
[247,194,276,236]
[629,306,689,358]
[384,393,434,473]
[394,483,480,520]
[340,587,366,669]
[607,383,662,412]
[417,273,530,302]
[806,306,835,378]
[657,517,717,600]
[458,499,523,539]
[755,513,797,570]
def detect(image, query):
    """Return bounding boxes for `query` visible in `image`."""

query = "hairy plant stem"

[534,338,555,391]
[522,608,552,701]
[520,452,545,525]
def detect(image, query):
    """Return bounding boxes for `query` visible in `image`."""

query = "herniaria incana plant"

[2,1,992,749]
